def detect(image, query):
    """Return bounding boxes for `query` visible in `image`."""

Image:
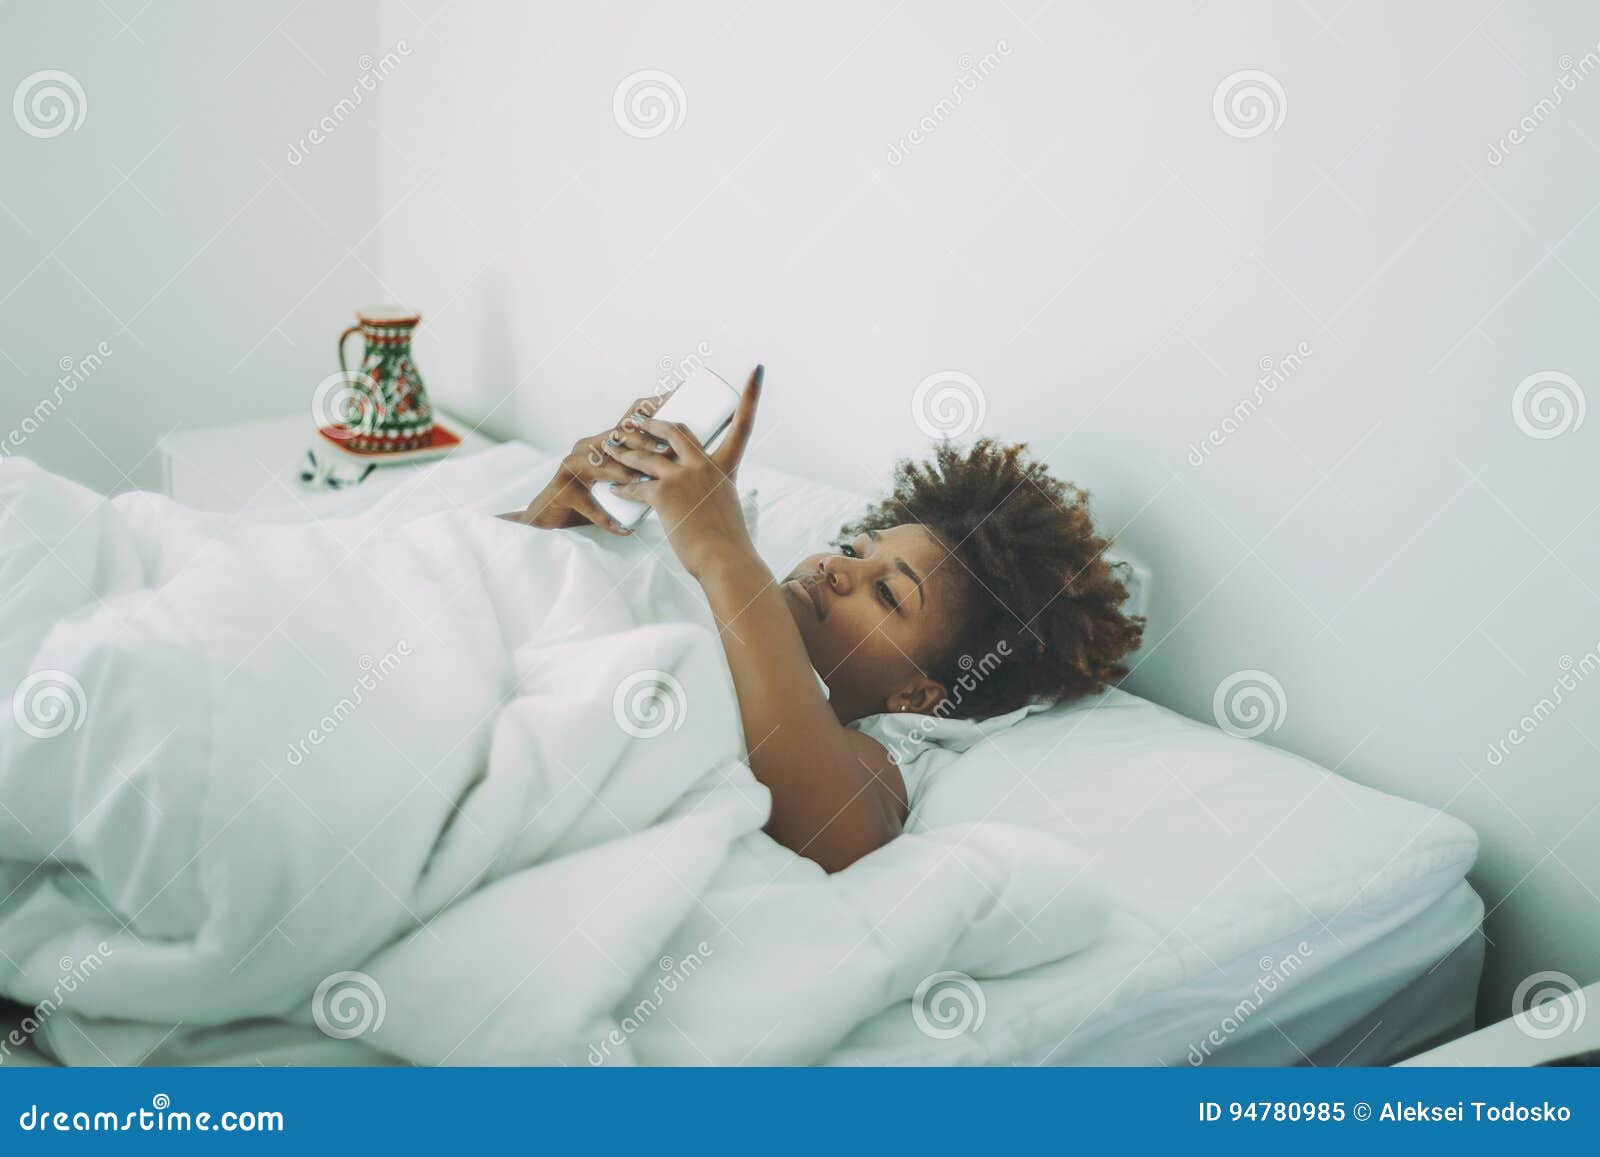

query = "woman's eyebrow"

[863,530,925,606]
[894,558,926,607]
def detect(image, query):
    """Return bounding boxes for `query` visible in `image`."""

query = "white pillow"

[913,686,1478,951]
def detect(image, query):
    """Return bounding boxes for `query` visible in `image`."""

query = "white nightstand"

[157,411,496,516]
[1401,980,1596,1065]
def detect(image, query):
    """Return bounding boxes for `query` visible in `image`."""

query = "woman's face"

[782,523,962,719]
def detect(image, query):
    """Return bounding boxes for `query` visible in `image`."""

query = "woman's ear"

[885,677,948,716]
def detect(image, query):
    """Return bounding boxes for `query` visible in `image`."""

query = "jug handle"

[337,325,363,375]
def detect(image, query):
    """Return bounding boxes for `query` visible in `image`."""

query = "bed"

[1,439,1482,1066]
[743,455,1482,1066]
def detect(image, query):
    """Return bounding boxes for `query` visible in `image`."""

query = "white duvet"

[0,455,1106,1065]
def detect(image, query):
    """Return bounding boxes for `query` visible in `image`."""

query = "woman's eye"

[876,580,899,611]
[837,543,859,558]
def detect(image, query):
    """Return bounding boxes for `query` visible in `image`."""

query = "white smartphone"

[591,365,742,529]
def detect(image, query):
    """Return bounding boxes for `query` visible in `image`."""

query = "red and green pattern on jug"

[335,309,436,452]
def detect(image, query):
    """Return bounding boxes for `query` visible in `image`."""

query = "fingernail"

[654,441,670,452]
[754,364,765,387]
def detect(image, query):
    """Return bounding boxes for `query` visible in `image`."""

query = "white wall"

[377,1,1600,1023]
[0,1,383,492]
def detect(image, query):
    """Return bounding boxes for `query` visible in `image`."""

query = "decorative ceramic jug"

[332,307,435,452]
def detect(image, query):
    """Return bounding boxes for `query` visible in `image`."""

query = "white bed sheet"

[2,439,1483,1066]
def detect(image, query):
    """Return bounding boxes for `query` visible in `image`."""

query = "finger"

[567,487,634,535]
[609,478,659,504]
[622,390,672,425]
[632,418,706,462]
[618,408,675,439]
[711,364,763,475]
[601,439,677,476]
[586,456,639,485]
[604,427,672,454]
[580,443,641,483]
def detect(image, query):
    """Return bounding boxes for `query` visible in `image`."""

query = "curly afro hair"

[839,439,1143,720]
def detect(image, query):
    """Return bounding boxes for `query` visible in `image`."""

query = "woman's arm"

[604,369,905,871]
[695,551,906,871]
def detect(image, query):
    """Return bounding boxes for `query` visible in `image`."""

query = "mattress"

[1,439,1484,1066]
[832,880,1483,1066]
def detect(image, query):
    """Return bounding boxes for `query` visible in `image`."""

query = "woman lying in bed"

[501,367,1143,871]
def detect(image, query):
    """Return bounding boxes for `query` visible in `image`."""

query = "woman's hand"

[603,366,763,578]
[498,393,674,534]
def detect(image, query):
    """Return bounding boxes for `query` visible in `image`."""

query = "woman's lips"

[786,576,825,621]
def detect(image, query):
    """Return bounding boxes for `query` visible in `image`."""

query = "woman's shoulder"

[847,711,953,814]
[848,710,938,763]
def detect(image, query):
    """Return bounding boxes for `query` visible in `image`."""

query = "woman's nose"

[819,556,854,594]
